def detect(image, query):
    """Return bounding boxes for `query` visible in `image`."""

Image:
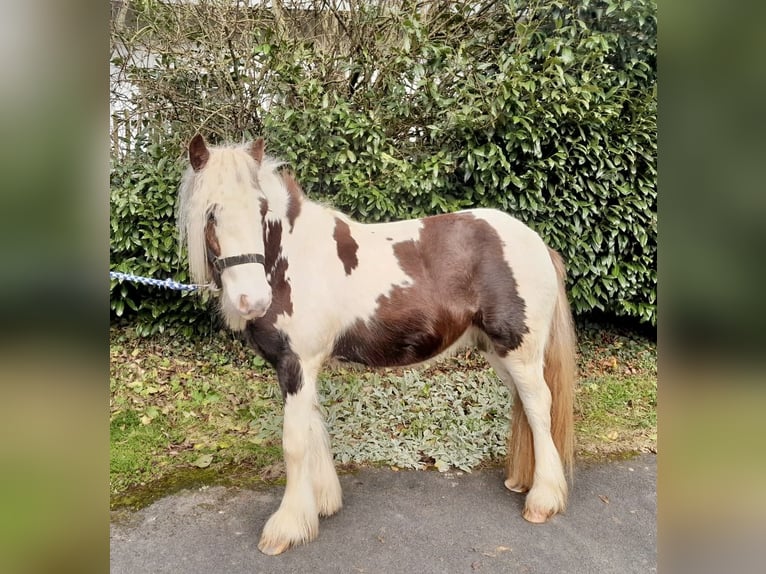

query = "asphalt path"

[110,454,656,573]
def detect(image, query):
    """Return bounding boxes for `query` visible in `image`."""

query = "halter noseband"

[210,253,266,274]
[206,249,266,290]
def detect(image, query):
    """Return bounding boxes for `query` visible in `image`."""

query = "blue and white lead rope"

[109,271,216,292]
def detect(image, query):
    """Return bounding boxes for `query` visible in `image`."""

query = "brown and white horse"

[178,135,576,555]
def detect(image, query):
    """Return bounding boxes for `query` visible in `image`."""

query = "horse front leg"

[257,375,317,554]
[257,357,341,555]
[308,398,343,518]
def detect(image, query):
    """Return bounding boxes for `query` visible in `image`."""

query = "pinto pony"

[178,135,576,555]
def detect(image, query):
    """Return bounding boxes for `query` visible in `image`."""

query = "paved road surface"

[111,454,656,573]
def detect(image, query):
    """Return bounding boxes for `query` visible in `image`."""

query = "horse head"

[178,134,272,328]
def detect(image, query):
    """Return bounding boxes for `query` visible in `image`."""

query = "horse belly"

[331,308,473,368]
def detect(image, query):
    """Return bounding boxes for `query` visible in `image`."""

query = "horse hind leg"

[480,349,532,493]
[483,347,569,523]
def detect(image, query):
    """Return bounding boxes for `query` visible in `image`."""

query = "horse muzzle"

[237,293,272,319]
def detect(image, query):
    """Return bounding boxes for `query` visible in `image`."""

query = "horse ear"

[250,138,265,163]
[189,134,209,171]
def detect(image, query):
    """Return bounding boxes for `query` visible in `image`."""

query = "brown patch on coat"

[281,171,303,232]
[204,213,223,286]
[332,218,359,276]
[259,198,269,218]
[260,219,293,319]
[243,215,300,397]
[204,216,221,256]
[189,134,209,171]
[250,138,265,163]
[332,213,529,366]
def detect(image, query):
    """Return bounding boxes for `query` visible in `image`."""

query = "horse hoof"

[504,478,529,493]
[257,538,291,556]
[317,498,342,518]
[522,506,552,523]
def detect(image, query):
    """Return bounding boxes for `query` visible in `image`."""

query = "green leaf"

[191,454,213,468]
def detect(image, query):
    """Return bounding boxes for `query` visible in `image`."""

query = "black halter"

[207,252,265,290]
[210,253,265,275]
[203,208,266,286]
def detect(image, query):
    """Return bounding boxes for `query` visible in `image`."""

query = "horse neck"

[259,167,312,231]
[259,167,355,248]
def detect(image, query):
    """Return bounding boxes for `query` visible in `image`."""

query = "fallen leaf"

[191,454,213,468]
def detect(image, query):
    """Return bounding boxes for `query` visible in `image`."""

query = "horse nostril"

[239,294,250,313]
[236,293,270,318]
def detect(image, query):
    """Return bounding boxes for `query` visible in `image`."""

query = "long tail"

[507,247,576,487]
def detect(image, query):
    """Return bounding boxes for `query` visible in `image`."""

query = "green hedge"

[110,0,656,335]
[110,140,215,336]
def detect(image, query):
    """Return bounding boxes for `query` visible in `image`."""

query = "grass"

[110,320,656,510]
[575,322,657,458]
[109,330,285,507]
